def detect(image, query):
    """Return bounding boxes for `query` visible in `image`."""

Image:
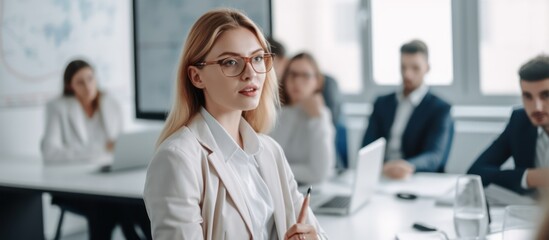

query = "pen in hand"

[297,186,312,224]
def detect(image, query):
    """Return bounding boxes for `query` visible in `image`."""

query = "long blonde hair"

[157,8,279,146]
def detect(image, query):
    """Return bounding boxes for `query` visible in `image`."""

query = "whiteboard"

[0,0,132,107]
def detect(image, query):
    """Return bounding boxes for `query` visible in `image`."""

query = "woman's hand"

[284,223,318,240]
[301,94,324,118]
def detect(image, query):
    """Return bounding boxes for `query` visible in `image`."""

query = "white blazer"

[144,113,328,240]
[41,93,123,165]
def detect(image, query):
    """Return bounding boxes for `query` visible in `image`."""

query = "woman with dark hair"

[270,53,336,185]
[41,60,150,239]
[42,59,122,165]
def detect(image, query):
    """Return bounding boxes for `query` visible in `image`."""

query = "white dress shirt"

[521,127,549,188]
[201,108,277,239]
[386,84,429,160]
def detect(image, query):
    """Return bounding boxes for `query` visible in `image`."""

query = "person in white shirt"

[361,40,454,180]
[41,60,150,240]
[144,9,327,240]
[270,53,336,185]
[42,60,122,165]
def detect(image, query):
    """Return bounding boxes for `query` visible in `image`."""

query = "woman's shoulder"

[320,105,333,118]
[156,127,204,158]
[45,96,75,112]
[277,105,303,121]
[280,105,331,116]
[47,95,71,104]
[45,92,119,110]
[279,105,299,114]
[149,126,209,176]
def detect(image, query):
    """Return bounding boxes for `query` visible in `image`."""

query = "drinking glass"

[453,175,489,240]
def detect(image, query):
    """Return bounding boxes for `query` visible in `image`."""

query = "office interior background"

[0,0,548,239]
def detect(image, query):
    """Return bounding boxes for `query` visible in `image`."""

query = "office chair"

[53,207,66,240]
[438,120,455,173]
[335,121,349,169]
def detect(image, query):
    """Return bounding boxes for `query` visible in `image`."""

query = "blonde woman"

[143,9,327,240]
[270,53,336,185]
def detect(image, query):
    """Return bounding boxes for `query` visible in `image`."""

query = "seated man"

[468,55,549,195]
[362,40,454,179]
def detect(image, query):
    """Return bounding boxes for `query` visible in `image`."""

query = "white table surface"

[0,156,506,239]
[0,156,146,198]
[310,173,505,240]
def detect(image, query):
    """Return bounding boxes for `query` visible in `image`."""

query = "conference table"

[311,173,506,240]
[0,156,146,240]
[0,156,508,240]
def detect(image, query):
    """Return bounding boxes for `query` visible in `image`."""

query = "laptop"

[311,138,386,215]
[100,129,160,172]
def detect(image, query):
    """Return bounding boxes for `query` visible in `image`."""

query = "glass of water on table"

[453,175,489,240]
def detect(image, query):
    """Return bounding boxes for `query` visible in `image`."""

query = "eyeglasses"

[194,53,275,77]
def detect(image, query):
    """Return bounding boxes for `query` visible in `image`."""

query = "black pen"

[297,186,312,223]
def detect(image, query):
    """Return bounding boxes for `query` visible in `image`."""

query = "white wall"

[0,107,44,157]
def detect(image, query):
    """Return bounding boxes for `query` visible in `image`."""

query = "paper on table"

[377,173,457,198]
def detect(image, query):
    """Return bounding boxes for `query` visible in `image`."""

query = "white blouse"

[201,108,277,239]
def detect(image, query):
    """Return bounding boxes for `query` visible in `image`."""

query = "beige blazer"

[144,114,328,240]
[41,93,123,165]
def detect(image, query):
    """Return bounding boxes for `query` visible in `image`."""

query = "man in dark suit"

[362,40,454,179]
[468,55,549,195]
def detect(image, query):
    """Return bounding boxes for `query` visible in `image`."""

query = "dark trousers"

[118,204,152,240]
[51,195,151,240]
